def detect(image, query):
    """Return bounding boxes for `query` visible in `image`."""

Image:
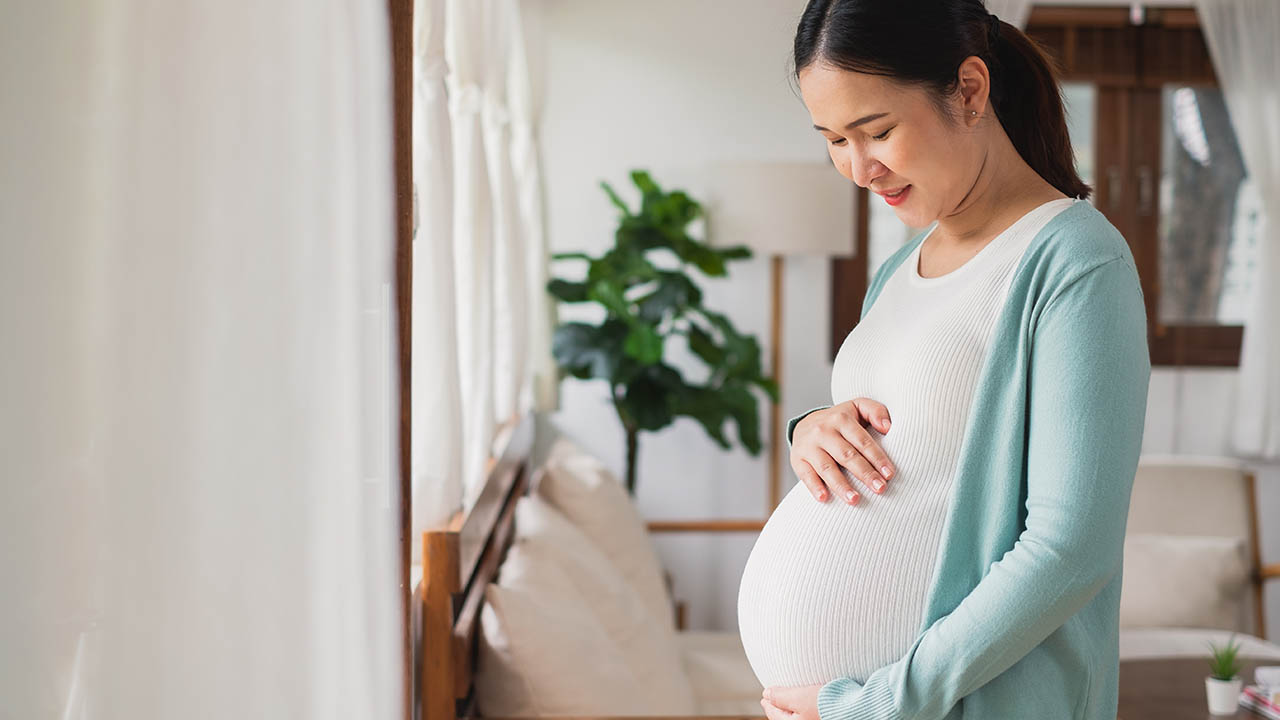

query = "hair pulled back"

[793,0,1091,200]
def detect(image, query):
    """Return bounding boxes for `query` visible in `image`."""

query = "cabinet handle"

[1137,165,1154,216]
[1107,166,1124,210]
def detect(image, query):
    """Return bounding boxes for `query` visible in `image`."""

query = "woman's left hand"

[760,683,822,720]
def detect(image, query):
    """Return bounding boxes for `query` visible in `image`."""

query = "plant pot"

[1205,675,1243,715]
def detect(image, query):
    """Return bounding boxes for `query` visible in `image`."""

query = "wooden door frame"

[387,0,414,717]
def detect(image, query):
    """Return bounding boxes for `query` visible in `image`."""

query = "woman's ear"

[955,55,992,123]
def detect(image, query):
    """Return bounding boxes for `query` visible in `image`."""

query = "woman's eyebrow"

[812,112,889,131]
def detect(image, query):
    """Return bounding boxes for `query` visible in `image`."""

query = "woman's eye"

[827,127,892,145]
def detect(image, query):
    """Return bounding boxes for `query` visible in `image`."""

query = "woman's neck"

[931,130,1068,248]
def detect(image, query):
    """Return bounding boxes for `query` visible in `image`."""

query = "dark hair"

[792,0,1091,201]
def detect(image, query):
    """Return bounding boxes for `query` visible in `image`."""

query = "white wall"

[522,0,1279,638]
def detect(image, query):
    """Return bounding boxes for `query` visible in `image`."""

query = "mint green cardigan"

[785,200,1151,720]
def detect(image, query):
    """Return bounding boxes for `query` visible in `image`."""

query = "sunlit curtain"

[416,0,554,531]
[446,0,498,509]
[413,0,466,537]
[508,0,560,415]
[485,0,528,424]
[2,0,402,716]
[1196,0,1280,460]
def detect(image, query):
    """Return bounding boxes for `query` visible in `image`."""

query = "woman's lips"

[880,185,911,207]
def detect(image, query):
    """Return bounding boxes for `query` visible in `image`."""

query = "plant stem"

[611,390,640,496]
[625,428,638,496]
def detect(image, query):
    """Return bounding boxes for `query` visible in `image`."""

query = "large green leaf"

[671,386,731,449]
[587,279,631,319]
[648,189,702,229]
[715,245,753,261]
[685,323,724,366]
[547,278,589,303]
[721,382,762,454]
[670,234,727,276]
[601,180,632,217]
[631,170,662,212]
[588,245,655,287]
[615,218,668,253]
[636,272,702,324]
[551,320,628,381]
[619,364,684,431]
[755,376,780,403]
[623,324,663,364]
[698,308,764,379]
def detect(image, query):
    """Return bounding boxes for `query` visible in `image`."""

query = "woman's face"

[797,62,980,229]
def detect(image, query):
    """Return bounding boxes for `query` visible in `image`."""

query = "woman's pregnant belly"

[736,418,957,689]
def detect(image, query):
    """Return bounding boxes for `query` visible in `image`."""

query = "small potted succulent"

[1205,634,1244,715]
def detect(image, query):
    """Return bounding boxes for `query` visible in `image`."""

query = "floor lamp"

[705,161,857,513]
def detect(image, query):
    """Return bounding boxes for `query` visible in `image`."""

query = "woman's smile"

[878,185,911,206]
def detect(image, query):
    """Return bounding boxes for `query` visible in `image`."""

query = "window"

[1028,6,1253,366]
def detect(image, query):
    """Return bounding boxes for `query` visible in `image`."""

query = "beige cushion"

[1120,533,1249,631]
[513,495,696,710]
[537,437,675,631]
[677,630,765,715]
[1119,628,1280,661]
[475,497,696,716]
[476,542,650,716]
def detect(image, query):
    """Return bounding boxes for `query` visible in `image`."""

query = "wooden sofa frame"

[416,414,766,720]
[418,415,532,720]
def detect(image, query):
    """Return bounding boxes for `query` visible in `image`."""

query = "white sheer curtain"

[446,0,499,510]
[2,1,402,717]
[1196,0,1280,460]
[415,0,554,531]
[485,0,528,424]
[413,0,466,537]
[508,0,560,415]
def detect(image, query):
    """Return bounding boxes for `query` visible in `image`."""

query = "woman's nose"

[849,150,887,189]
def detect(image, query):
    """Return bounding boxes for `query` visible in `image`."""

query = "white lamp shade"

[704,161,857,257]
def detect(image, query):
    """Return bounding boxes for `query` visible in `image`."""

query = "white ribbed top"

[736,198,1079,689]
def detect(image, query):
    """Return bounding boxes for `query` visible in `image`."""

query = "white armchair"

[1117,455,1280,660]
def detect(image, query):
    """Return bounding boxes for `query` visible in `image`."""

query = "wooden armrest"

[1260,563,1280,581]
[655,517,762,625]
[484,716,763,720]
[646,519,767,533]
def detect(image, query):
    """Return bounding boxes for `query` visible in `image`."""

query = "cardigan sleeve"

[815,257,1151,720]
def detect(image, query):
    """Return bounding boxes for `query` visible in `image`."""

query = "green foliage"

[1206,634,1243,680]
[547,170,777,491]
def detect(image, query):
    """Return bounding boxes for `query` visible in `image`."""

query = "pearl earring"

[971,110,977,116]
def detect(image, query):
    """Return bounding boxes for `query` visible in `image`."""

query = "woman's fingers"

[792,460,830,502]
[837,410,896,483]
[851,396,892,434]
[761,697,795,720]
[800,454,860,505]
[788,398,897,506]
[793,460,820,501]
[824,439,887,495]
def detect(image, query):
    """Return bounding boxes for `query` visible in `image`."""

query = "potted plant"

[547,169,778,495]
[1205,634,1244,715]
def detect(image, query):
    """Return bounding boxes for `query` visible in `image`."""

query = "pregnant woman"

[735,2,1151,719]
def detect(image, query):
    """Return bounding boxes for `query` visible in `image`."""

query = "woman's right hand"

[790,398,896,505]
